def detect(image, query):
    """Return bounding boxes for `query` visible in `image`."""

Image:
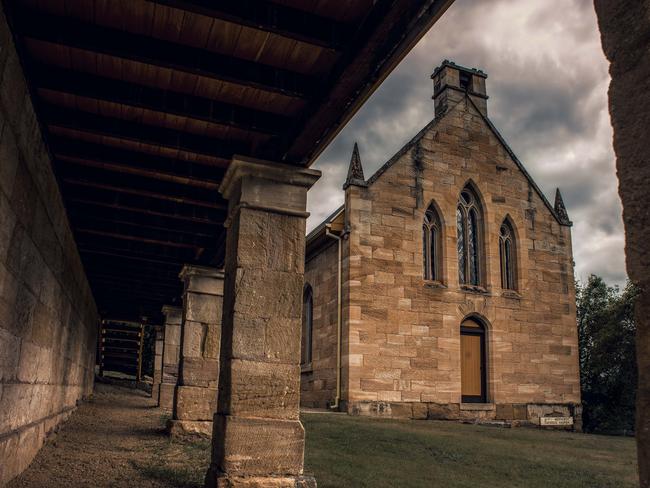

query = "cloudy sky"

[307,0,627,287]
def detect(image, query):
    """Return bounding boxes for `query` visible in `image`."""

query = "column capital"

[179,265,224,296]
[161,305,182,324]
[219,155,321,222]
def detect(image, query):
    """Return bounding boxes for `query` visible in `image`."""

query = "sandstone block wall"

[0,5,99,483]
[341,97,580,417]
[302,241,339,408]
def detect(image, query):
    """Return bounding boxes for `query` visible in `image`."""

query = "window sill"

[460,284,488,294]
[501,290,521,299]
[423,279,446,289]
[301,363,313,374]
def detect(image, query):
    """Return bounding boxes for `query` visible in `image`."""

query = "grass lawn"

[302,414,638,488]
[137,413,637,488]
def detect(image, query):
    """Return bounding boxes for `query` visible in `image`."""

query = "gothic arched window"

[423,204,442,281]
[499,220,516,290]
[301,284,313,365]
[457,186,483,286]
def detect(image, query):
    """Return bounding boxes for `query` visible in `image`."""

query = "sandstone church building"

[301,61,581,428]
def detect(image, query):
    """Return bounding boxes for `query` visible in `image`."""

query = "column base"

[167,419,213,438]
[205,467,317,488]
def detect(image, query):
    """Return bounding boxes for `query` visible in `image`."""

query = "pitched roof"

[364,95,568,226]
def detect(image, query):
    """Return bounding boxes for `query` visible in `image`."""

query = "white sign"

[540,416,573,426]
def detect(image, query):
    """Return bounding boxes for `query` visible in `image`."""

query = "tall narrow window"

[301,285,313,365]
[499,220,516,290]
[457,186,483,286]
[423,204,442,281]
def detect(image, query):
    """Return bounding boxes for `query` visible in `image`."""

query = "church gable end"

[335,61,580,427]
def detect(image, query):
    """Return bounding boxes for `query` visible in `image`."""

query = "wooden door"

[461,320,486,402]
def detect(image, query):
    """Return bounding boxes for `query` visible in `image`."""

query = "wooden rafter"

[33,65,289,136]
[150,0,351,50]
[15,7,314,99]
[62,178,224,209]
[67,197,220,225]
[43,104,245,163]
[57,154,219,190]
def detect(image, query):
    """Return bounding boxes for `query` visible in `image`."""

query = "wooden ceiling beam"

[76,228,203,250]
[50,137,225,182]
[62,178,224,210]
[56,154,219,191]
[150,0,351,51]
[15,6,313,99]
[34,65,288,136]
[70,213,216,241]
[42,104,245,164]
[78,249,185,267]
[89,275,180,292]
[66,197,220,225]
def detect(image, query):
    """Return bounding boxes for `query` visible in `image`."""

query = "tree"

[577,275,637,434]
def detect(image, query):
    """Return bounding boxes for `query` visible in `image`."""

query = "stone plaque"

[539,416,573,426]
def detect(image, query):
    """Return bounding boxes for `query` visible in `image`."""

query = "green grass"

[302,415,638,488]
[133,414,637,487]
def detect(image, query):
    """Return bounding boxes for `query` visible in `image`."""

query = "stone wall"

[341,90,580,422]
[302,241,339,408]
[0,5,99,483]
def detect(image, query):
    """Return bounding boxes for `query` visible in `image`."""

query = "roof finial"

[343,142,367,189]
[554,188,572,226]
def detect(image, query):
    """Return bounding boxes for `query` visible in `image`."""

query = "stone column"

[168,265,224,437]
[151,326,164,400]
[205,156,320,488]
[159,306,182,410]
[594,2,650,485]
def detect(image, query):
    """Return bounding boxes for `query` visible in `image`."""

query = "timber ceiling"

[3,0,454,323]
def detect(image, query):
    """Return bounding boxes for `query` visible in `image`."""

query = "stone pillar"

[594,2,650,485]
[151,326,164,400]
[205,156,320,488]
[168,265,224,437]
[159,306,182,410]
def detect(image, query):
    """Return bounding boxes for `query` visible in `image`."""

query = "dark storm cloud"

[308,0,626,286]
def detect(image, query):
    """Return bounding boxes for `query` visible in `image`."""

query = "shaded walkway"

[8,383,210,488]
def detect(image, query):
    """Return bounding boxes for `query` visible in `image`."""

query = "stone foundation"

[347,401,582,430]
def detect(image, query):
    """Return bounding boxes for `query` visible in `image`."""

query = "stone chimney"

[431,60,488,118]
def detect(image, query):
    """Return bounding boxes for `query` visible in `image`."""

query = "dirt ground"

[8,383,210,488]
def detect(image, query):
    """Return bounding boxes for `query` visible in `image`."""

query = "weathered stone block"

[175,386,217,421]
[496,403,514,420]
[159,383,176,410]
[427,403,460,420]
[180,357,219,388]
[220,359,300,420]
[412,403,428,420]
[212,415,306,476]
[168,419,213,438]
[186,293,222,324]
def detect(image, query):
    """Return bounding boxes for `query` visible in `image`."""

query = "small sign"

[540,416,573,426]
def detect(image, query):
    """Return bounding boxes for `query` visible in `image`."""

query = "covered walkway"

[8,383,210,488]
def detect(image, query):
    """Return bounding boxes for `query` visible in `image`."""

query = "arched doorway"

[460,318,487,403]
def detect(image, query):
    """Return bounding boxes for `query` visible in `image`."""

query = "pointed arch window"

[499,221,516,290]
[301,285,313,365]
[457,187,482,286]
[423,204,442,281]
